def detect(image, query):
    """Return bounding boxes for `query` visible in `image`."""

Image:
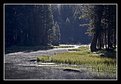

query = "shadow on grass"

[96,49,116,59]
[5,46,53,54]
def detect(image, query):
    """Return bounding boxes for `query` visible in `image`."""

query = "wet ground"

[4,45,116,80]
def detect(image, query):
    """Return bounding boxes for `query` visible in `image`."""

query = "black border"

[0,0,120,82]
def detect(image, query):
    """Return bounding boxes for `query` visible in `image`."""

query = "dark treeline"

[5,4,117,53]
[90,5,116,52]
[5,5,60,47]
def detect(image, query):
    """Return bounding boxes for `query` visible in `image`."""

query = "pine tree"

[5,5,55,47]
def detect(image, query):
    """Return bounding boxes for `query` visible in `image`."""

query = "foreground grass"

[37,46,116,74]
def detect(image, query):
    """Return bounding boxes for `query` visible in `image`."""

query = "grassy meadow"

[37,46,116,74]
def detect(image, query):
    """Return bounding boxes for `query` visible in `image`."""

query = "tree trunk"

[90,33,97,52]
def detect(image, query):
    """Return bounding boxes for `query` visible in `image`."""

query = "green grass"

[37,46,116,73]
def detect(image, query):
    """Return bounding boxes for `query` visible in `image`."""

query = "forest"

[5,4,116,52]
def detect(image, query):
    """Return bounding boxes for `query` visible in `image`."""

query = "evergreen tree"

[48,21,60,46]
[5,5,55,47]
[85,5,116,52]
[74,5,116,52]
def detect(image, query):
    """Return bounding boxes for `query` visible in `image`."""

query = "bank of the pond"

[37,46,116,74]
[5,45,116,79]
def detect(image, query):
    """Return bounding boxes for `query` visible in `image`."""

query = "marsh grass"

[37,46,116,73]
